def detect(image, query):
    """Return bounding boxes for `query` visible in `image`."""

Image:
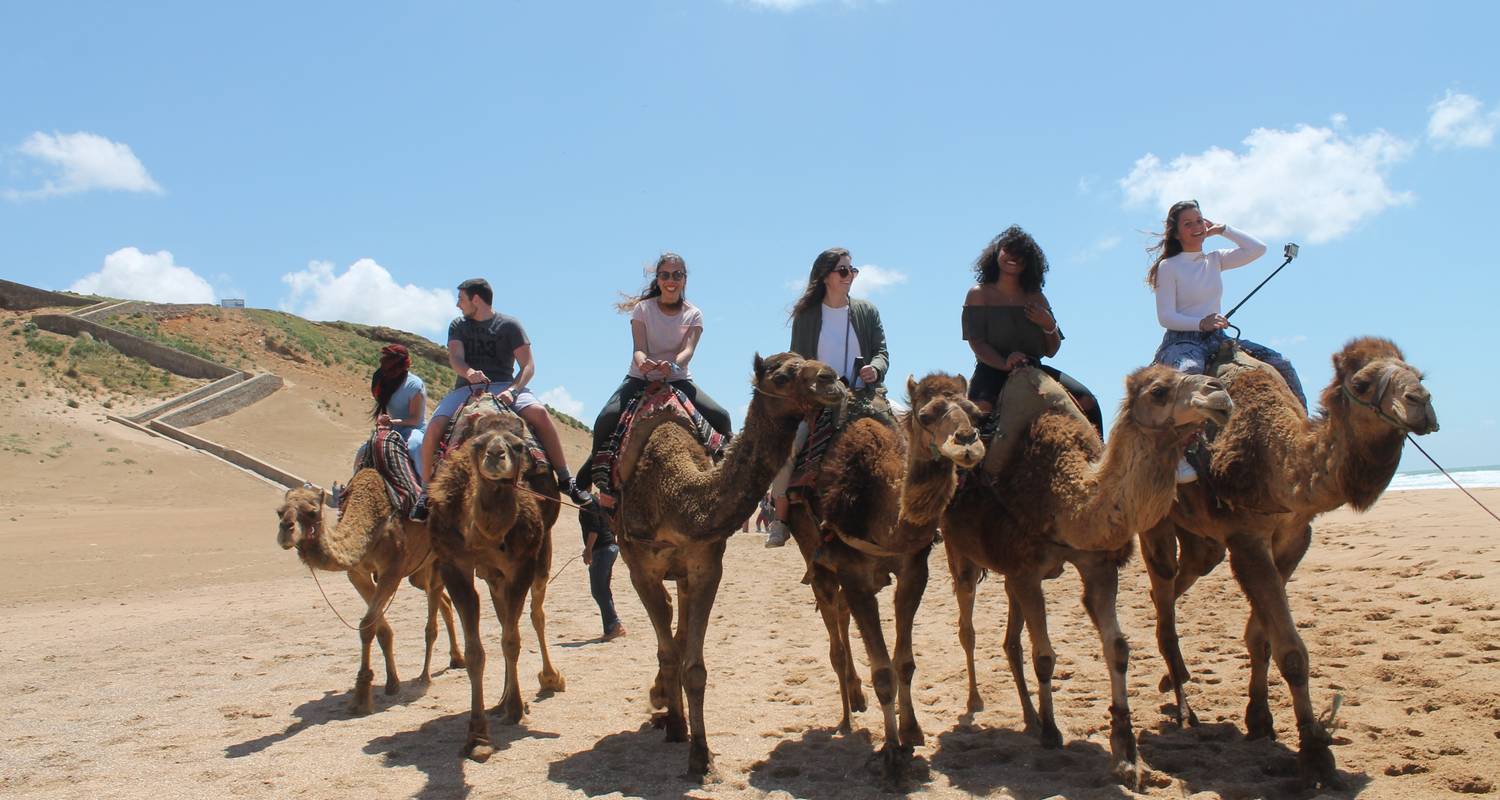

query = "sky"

[4,0,1497,471]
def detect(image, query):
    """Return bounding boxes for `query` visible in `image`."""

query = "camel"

[784,372,985,780]
[612,352,845,778]
[426,410,566,761]
[1139,336,1438,789]
[941,365,1233,786]
[275,471,462,714]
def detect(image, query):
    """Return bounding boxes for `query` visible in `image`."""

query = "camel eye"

[1150,385,1170,400]
[1352,378,1372,393]
[773,373,790,386]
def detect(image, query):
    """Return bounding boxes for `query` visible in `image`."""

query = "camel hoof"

[495,701,526,726]
[652,712,689,742]
[449,655,465,669]
[1158,673,1175,693]
[900,724,925,749]
[417,672,433,686]
[965,694,984,714]
[1245,702,1276,741]
[350,700,374,716]
[686,749,714,780]
[384,680,400,696]
[538,670,566,692]
[1111,760,1142,791]
[874,744,908,786]
[850,691,868,714]
[1039,723,1063,749]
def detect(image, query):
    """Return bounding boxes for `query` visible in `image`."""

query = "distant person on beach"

[413,278,593,518]
[1146,200,1306,483]
[580,507,625,640]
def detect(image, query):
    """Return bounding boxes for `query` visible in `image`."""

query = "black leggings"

[587,376,733,458]
[968,361,1105,439]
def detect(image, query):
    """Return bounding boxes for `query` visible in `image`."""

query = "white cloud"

[851,264,907,297]
[279,259,453,336]
[7,131,161,200]
[1074,235,1121,262]
[69,247,216,304]
[538,386,585,419]
[1427,91,1498,149]
[1120,122,1414,244]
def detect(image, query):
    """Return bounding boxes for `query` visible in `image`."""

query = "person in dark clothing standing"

[579,508,625,640]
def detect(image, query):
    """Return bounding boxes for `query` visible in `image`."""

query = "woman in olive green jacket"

[766,246,890,547]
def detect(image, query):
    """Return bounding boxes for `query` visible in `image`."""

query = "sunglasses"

[832,266,860,279]
[656,270,686,281]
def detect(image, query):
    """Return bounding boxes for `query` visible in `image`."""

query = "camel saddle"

[346,426,422,516]
[1182,342,1295,515]
[589,382,728,509]
[789,385,894,490]
[437,393,550,477]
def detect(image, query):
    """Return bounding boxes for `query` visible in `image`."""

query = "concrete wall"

[0,279,94,310]
[31,313,236,380]
[143,419,311,491]
[130,373,247,423]
[159,373,283,427]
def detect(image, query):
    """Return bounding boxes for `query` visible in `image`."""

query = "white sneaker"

[1175,457,1198,484]
[765,520,790,548]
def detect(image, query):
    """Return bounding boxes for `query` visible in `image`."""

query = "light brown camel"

[1139,336,1438,790]
[612,352,845,778]
[276,471,461,715]
[427,411,566,761]
[785,372,985,781]
[941,365,1233,786]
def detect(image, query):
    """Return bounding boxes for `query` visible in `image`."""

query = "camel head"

[751,352,847,417]
[276,484,325,550]
[1324,337,1438,436]
[905,372,985,469]
[1123,365,1233,436]
[466,429,530,486]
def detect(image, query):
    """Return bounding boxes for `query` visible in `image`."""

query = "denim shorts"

[432,381,539,419]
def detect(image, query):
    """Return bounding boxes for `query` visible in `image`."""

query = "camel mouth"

[1191,393,1233,427]
[941,440,985,469]
[478,460,518,483]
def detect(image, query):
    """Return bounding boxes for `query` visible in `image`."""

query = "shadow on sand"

[224,675,440,759]
[930,723,1120,800]
[1136,714,1370,799]
[746,725,933,798]
[548,722,718,800]
[363,709,561,800]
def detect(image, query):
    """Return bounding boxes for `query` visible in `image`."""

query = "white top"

[817,303,864,388]
[1154,226,1267,331]
[628,299,703,380]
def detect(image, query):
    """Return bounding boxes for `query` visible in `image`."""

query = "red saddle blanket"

[589,383,728,500]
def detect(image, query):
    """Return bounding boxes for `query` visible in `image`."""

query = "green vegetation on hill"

[109,312,221,362]
[9,320,188,399]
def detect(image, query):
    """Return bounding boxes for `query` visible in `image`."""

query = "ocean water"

[1387,465,1500,491]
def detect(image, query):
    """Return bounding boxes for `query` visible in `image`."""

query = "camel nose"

[1203,378,1226,393]
[954,429,978,446]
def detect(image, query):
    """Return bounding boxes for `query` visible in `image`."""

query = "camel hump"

[617,408,701,485]
[982,366,1091,478]
[1210,347,1292,396]
[322,468,397,569]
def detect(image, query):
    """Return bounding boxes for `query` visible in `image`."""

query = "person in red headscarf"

[370,344,428,477]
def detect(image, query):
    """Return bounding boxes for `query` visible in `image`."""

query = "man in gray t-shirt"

[414,278,594,514]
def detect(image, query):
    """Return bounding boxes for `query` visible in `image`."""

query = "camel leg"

[1009,572,1062,749]
[530,538,566,692]
[414,567,441,684]
[841,575,907,783]
[1140,520,1193,726]
[945,545,985,716]
[485,567,531,725]
[439,563,492,761]
[1228,536,1342,790]
[437,583,463,669]
[345,571,380,715]
[1076,551,1142,789]
[893,554,929,749]
[810,569,858,733]
[836,592,866,713]
[1002,584,1041,732]
[626,561,686,742]
[679,544,726,779]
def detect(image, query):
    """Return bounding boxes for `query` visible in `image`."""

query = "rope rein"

[1404,435,1500,525]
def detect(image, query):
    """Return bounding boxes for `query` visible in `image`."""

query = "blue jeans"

[589,544,621,635]
[1154,329,1307,409]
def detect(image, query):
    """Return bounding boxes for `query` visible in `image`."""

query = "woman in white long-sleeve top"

[1148,200,1306,481]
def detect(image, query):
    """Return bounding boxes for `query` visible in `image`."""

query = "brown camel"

[612,352,845,778]
[1139,336,1438,789]
[941,365,1233,786]
[785,372,985,780]
[276,471,462,714]
[427,411,566,761]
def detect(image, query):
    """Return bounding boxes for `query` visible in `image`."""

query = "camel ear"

[752,352,766,382]
[956,374,968,394]
[906,374,918,403]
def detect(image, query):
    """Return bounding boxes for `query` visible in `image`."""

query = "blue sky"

[4,1,1497,470]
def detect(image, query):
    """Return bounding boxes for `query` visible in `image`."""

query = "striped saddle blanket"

[590,383,728,497]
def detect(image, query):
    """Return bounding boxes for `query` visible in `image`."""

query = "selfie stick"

[1225,243,1299,320]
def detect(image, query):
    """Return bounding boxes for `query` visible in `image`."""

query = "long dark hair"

[972,225,1048,293]
[1146,200,1200,290]
[615,252,687,313]
[789,247,849,320]
[370,344,410,420]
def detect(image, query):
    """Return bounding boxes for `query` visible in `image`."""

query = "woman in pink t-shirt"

[580,252,733,477]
